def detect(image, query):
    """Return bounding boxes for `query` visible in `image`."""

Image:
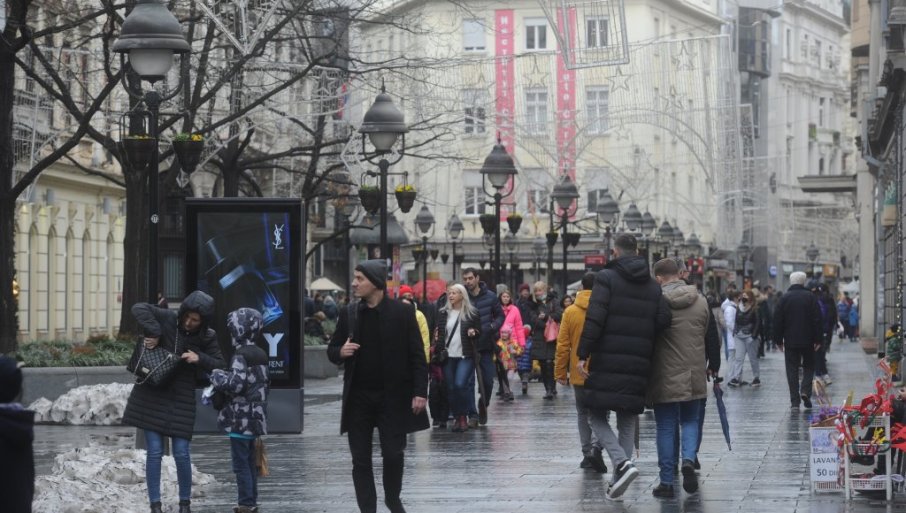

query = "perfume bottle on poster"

[205,236,284,326]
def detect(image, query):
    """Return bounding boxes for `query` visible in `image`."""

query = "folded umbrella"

[713,378,732,451]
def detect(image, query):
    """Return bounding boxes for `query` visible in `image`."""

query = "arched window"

[47,226,57,338]
[28,225,38,338]
[106,233,114,335]
[82,231,91,335]
[66,229,75,339]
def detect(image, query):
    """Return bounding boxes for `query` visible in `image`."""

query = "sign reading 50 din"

[186,199,302,389]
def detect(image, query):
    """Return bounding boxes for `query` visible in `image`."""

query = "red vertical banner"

[556,8,578,218]
[495,10,516,217]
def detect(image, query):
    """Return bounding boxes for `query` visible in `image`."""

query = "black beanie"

[0,356,23,403]
[356,259,387,290]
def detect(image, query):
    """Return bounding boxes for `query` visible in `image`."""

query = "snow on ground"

[29,383,133,425]
[33,444,217,513]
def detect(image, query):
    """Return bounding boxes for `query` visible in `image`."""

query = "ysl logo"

[273,224,285,250]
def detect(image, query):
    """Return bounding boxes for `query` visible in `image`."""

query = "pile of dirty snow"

[29,383,133,425]
[33,444,217,513]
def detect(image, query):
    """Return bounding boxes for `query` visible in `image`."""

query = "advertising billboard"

[185,199,302,389]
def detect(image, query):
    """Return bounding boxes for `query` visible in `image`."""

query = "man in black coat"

[773,271,823,410]
[0,356,34,513]
[327,260,429,513]
[577,234,671,500]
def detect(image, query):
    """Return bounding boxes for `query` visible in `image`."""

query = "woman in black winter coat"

[123,290,226,513]
[526,281,562,399]
[434,284,482,432]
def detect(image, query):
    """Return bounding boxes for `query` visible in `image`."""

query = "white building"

[349,0,736,288]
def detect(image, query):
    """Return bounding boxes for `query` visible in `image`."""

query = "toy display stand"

[843,414,894,501]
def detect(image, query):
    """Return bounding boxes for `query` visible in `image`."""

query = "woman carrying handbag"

[433,284,481,432]
[123,290,226,513]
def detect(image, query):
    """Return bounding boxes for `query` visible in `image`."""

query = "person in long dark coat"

[0,356,34,513]
[577,234,671,500]
[123,290,226,513]
[773,272,823,410]
[327,260,429,513]
[527,281,562,399]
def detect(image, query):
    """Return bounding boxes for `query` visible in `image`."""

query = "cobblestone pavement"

[34,337,906,512]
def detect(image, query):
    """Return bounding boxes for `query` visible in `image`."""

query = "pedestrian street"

[33,338,904,512]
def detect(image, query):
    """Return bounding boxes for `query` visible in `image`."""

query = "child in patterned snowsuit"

[210,308,270,513]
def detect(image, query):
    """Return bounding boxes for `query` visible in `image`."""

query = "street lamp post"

[113,0,190,303]
[596,190,621,255]
[532,237,546,282]
[447,214,464,281]
[415,205,435,303]
[671,225,685,257]
[480,138,518,287]
[640,210,658,264]
[358,83,408,266]
[504,232,518,292]
[336,195,360,299]
[737,241,751,285]
[656,220,674,262]
[550,175,580,295]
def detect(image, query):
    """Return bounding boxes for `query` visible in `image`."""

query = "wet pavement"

[34,337,906,512]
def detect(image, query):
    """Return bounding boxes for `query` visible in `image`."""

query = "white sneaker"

[606,460,639,499]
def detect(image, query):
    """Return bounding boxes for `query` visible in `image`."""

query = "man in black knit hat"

[328,260,429,513]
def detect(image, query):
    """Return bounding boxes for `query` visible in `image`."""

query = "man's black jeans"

[347,388,407,513]
[784,345,815,406]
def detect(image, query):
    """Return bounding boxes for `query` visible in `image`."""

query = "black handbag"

[127,334,182,387]
[432,313,461,364]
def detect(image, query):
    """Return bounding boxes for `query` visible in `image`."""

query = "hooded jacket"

[577,256,671,413]
[526,293,562,361]
[500,303,526,347]
[467,281,504,352]
[123,290,226,440]
[0,404,34,513]
[554,289,591,386]
[211,308,269,436]
[647,281,710,405]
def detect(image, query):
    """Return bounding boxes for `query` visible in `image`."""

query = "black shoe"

[150,503,163,513]
[521,383,528,395]
[178,500,191,513]
[738,380,750,386]
[652,484,675,498]
[751,378,761,387]
[607,460,639,499]
[681,459,699,493]
[385,498,407,513]
[590,447,607,474]
[728,379,740,388]
[693,457,701,471]
[478,401,488,425]
[543,392,553,400]
[801,394,812,410]
[580,455,594,469]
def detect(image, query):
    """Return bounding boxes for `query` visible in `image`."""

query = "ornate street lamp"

[114,0,190,303]
[415,205,435,303]
[806,242,820,263]
[596,190,621,255]
[550,175,580,295]
[504,232,519,291]
[358,82,408,265]
[685,232,702,257]
[447,213,464,281]
[480,137,518,287]
[334,195,360,297]
[623,203,643,231]
[532,236,546,280]
[672,226,685,255]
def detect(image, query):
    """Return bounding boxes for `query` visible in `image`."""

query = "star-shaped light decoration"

[606,66,632,97]
[671,41,697,72]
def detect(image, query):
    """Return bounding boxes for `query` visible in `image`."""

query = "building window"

[463,89,487,135]
[463,170,486,215]
[801,35,809,60]
[585,86,609,134]
[818,157,825,175]
[525,18,547,50]
[525,88,548,134]
[815,40,821,66]
[584,168,611,213]
[785,28,791,59]
[463,19,486,52]
[527,189,550,214]
[586,17,608,48]
[523,168,553,214]
[819,97,825,127]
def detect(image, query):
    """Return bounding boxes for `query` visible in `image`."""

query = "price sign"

[809,427,839,483]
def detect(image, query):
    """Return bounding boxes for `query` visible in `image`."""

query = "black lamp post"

[671,225,685,257]
[504,232,518,292]
[737,241,751,282]
[336,195,360,299]
[415,205,435,303]
[480,137,518,287]
[656,220,674,261]
[113,0,190,303]
[550,175,580,295]
[532,237,546,281]
[447,214,464,281]
[358,83,408,266]
[640,210,658,263]
[596,190,621,255]
[684,232,702,277]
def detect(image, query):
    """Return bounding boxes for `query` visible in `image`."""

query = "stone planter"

[304,344,339,378]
